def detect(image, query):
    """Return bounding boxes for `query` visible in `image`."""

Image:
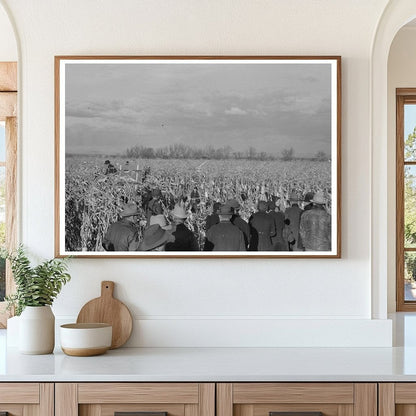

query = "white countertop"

[2,346,416,382]
[2,313,416,382]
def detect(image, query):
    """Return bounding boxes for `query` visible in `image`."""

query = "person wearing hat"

[146,188,163,223]
[103,159,117,175]
[190,186,201,213]
[267,200,286,251]
[103,203,140,251]
[204,204,246,251]
[248,200,275,251]
[227,198,250,250]
[165,205,199,251]
[139,224,172,251]
[303,191,314,211]
[149,214,172,231]
[205,201,221,231]
[299,190,331,251]
[284,191,303,251]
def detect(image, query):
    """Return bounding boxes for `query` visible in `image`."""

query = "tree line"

[125,143,328,162]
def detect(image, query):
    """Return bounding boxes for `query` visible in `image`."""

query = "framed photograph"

[55,56,341,258]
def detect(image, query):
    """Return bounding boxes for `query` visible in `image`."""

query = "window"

[0,62,17,326]
[396,89,416,311]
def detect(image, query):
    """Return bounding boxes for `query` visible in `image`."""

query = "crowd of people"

[102,186,332,252]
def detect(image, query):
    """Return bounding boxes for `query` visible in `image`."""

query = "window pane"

[405,104,416,161]
[0,165,4,301]
[405,165,416,247]
[0,122,4,163]
[405,252,416,301]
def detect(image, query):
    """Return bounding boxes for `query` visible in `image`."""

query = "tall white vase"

[19,306,55,354]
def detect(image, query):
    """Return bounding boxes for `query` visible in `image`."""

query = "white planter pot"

[19,306,55,354]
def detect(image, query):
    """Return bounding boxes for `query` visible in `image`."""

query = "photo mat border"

[54,55,341,258]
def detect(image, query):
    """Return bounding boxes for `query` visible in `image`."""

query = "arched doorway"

[371,1,416,318]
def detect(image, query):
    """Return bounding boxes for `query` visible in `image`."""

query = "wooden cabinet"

[55,383,215,416]
[0,380,412,416]
[379,383,416,416]
[0,383,53,416]
[217,383,377,416]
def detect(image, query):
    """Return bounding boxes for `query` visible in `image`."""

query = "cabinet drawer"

[0,383,53,416]
[379,383,416,415]
[218,383,376,416]
[56,383,215,416]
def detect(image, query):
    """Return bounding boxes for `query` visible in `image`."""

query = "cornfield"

[65,156,331,251]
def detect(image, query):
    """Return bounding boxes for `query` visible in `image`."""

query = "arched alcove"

[387,20,416,314]
[371,0,416,319]
[0,0,18,326]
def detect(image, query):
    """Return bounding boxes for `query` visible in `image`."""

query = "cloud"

[224,107,248,116]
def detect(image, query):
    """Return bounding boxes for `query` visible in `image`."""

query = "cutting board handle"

[101,281,115,298]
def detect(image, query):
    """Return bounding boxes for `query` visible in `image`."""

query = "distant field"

[64,156,331,251]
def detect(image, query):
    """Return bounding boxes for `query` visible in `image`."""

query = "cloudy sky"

[64,60,333,158]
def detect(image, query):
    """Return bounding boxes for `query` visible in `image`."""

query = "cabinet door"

[0,383,53,416]
[379,383,416,416]
[55,383,215,416]
[217,383,377,416]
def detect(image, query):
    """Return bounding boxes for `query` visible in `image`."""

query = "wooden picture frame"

[55,56,341,258]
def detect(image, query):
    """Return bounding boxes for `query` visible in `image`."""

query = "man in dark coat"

[267,200,286,251]
[146,188,163,222]
[103,203,140,251]
[103,159,117,175]
[249,200,275,251]
[205,202,221,231]
[299,191,331,251]
[190,186,201,213]
[204,205,246,251]
[227,198,250,250]
[303,191,314,212]
[165,205,199,251]
[284,192,303,251]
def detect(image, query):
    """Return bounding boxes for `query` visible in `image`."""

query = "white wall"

[0,0,394,347]
[0,3,16,61]
[387,26,416,312]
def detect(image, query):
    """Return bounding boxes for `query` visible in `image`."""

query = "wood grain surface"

[77,383,199,404]
[0,62,17,92]
[76,281,133,348]
[233,383,354,404]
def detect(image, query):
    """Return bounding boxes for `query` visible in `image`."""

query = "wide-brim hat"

[311,191,326,204]
[149,214,172,230]
[171,205,187,219]
[139,224,171,251]
[120,203,139,217]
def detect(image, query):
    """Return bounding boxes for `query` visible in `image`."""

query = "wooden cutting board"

[76,281,133,349]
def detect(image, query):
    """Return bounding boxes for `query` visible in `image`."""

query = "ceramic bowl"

[60,323,112,356]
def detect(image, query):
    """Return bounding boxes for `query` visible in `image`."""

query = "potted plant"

[4,246,71,354]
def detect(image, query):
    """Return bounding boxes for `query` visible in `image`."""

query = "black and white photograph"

[55,56,341,257]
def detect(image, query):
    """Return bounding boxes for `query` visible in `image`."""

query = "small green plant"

[3,246,71,316]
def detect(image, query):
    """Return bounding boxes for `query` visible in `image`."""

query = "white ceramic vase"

[19,305,55,354]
